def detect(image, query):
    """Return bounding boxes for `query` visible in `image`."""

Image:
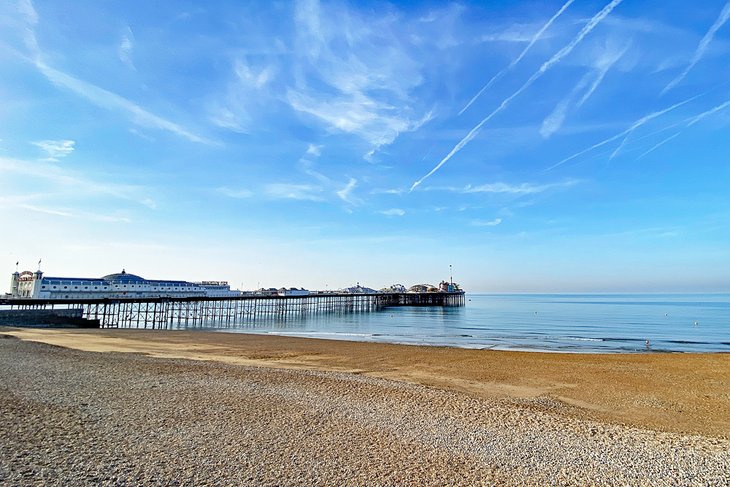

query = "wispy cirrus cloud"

[336,178,361,205]
[287,90,432,154]
[33,60,212,144]
[9,0,210,144]
[286,0,432,157]
[208,58,277,133]
[306,143,322,157]
[215,186,254,199]
[663,2,730,94]
[0,156,157,208]
[264,183,324,201]
[541,42,628,138]
[32,139,75,161]
[18,204,131,223]
[471,217,503,227]
[370,187,406,195]
[428,180,580,195]
[118,26,135,70]
[379,208,405,217]
[465,180,579,194]
[479,22,556,43]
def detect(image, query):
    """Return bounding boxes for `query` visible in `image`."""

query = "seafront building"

[9,269,240,299]
[340,282,378,294]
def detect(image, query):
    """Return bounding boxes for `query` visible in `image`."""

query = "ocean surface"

[186,294,729,353]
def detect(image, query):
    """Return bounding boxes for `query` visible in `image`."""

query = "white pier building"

[9,269,240,299]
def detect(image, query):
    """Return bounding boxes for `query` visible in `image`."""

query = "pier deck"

[0,292,465,329]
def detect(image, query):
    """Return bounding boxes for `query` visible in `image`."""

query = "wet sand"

[2,327,728,437]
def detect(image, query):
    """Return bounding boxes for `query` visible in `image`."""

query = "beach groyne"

[0,308,100,328]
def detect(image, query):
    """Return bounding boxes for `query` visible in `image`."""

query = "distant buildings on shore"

[7,268,462,300]
[251,287,310,297]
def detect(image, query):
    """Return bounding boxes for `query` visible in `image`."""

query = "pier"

[0,292,465,329]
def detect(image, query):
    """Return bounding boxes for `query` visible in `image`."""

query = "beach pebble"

[0,338,728,486]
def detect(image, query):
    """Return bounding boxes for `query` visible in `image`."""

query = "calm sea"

[190,294,729,353]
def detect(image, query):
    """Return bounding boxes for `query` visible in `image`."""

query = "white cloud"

[17,0,38,25]
[541,42,627,139]
[471,218,502,227]
[208,58,277,133]
[208,106,249,134]
[216,187,254,199]
[379,208,405,216]
[14,0,39,54]
[264,183,324,201]
[371,188,406,195]
[0,156,157,208]
[287,91,432,151]
[32,139,75,161]
[298,159,332,185]
[9,5,209,145]
[429,180,580,195]
[306,143,322,157]
[17,204,131,223]
[540,95,576,140]
[479,22,551,43]
[287,0,432,156]
[118,27,135,70]
[336,178,361,205]
[33,60,211,144]
[234,59,275,89]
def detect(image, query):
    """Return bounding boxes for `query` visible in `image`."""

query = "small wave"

[265,331,375,338]
[666,339,714,345]
[600,337,644,342]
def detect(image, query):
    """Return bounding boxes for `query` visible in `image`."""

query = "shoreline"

[236,330,709,354]
[2,327,728,438]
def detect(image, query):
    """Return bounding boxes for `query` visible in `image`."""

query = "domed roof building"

[102,269,145,283]
[9,269,240,299]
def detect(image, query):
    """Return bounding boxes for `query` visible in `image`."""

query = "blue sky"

[1,0,729,292]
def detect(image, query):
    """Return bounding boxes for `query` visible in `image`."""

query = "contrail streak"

[663,2,730,94]
[459,0,576,116]
[546,93,703,171]
[636,132,681,160]
[412,0,623,191]
[609,133,631,160]
[636,98,730,159]
[687,99,730,126]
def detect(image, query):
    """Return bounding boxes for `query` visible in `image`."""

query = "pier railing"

[0,291,465,329]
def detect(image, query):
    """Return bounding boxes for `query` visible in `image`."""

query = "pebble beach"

[1,329,728,485]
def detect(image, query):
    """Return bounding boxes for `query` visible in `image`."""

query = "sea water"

[193,294,729,353]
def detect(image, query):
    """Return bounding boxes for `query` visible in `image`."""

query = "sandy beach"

[1,328,728,485]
